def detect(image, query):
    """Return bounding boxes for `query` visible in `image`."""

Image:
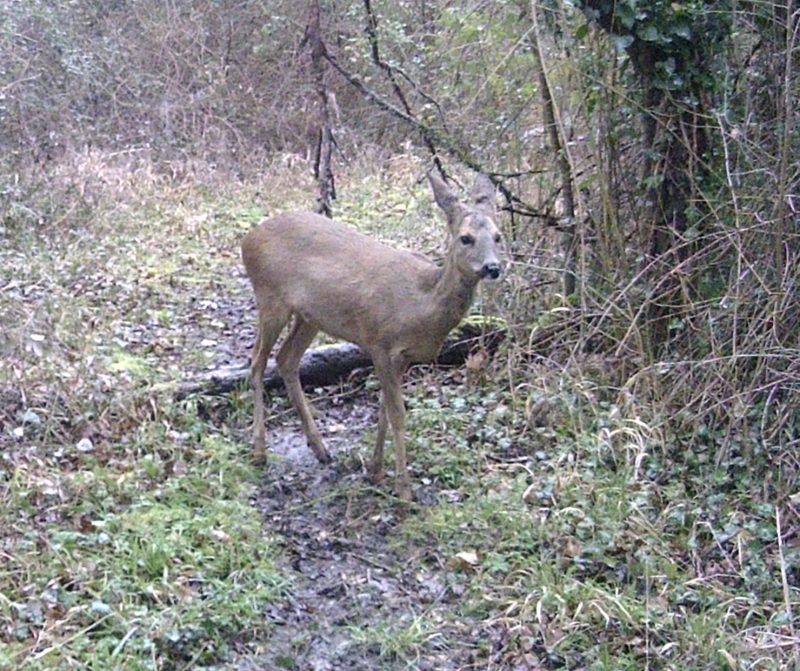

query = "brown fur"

[241,172,502,501]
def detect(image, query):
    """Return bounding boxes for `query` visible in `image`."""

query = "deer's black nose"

[480,263,502,280]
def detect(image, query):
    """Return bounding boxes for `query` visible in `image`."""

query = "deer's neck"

[396,260,477,364]
[430,257,478,331]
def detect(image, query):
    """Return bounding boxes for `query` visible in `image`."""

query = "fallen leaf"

[448,550,480,572]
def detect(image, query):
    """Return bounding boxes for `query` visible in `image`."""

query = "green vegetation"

[2,157,796,669]
[395,381,793,668]
[2,0,798,667]
[0,426,285,669]
[0,173,295,669]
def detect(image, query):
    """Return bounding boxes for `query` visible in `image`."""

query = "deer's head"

[428,171,503,283]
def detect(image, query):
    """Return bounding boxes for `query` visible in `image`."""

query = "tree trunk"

[306,0,335,216]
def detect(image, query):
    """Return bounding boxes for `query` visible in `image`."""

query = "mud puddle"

[233,392,491,671]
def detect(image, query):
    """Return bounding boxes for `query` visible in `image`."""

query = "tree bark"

[305,0,335,216]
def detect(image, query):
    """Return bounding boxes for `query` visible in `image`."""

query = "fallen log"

[177,317,506,399]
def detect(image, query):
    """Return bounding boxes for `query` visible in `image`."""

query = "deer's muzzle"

[480,263,503,280]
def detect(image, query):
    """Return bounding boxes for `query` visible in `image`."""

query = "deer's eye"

[460,235,475,246]
[494,233,502,244]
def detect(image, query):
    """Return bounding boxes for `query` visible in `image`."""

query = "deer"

[241,171,502,501]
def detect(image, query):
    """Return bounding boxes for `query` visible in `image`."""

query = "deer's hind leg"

[368,401,389,484]
[251,298,292,463]
[276,315,332,464]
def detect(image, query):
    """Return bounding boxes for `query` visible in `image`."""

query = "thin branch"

[323,21,544,224]
[362,0,442,172]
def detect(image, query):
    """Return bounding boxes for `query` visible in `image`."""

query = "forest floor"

[236,394,500,671]
[1,162,797,670]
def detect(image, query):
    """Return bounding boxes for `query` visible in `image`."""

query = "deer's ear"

[471,174,496,220]
[428,171,469,231]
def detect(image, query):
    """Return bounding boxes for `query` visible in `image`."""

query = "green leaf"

[673,23,692,39]
[637,24,662,42]
[616,4,637,29]
[613,34,634,52]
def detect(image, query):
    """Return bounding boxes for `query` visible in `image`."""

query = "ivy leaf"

[673,23,692,40]
[637,24,662,42]
[616,3,637,29]
[613,34,634,52]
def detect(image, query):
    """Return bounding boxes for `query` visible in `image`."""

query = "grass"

[2,152,798,669]
[348,617,442,662]
[0,159,298,669]
[0,153,450,669]
[0,422,286,670]
[378,374,798,669]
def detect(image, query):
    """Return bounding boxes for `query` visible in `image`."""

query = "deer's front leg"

[373,355,412,501]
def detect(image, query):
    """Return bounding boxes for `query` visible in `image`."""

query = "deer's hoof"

[368,466,386,484]
[314,449,333,465]
[395,482,415,503]
[397,489,414,503]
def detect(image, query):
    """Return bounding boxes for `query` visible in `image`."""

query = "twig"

[776,505,796,652]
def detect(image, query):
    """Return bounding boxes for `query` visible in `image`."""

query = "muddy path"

[233,392,502,671]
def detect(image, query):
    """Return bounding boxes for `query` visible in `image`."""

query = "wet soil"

[214,283,505,670]
[234,393,496,671]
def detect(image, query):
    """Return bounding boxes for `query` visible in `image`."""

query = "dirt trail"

[235,395,490,671]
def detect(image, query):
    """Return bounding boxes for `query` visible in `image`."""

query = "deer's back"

[241,211,442,349]
[242,211,430,280]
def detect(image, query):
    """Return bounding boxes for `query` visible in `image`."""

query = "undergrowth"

[0,158,304,669]
[390,377,798,669]
[0,423,285,669]
[2,153,798,669]
[0,153,453,669]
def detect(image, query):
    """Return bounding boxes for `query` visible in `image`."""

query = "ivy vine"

[576,0,732,96]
